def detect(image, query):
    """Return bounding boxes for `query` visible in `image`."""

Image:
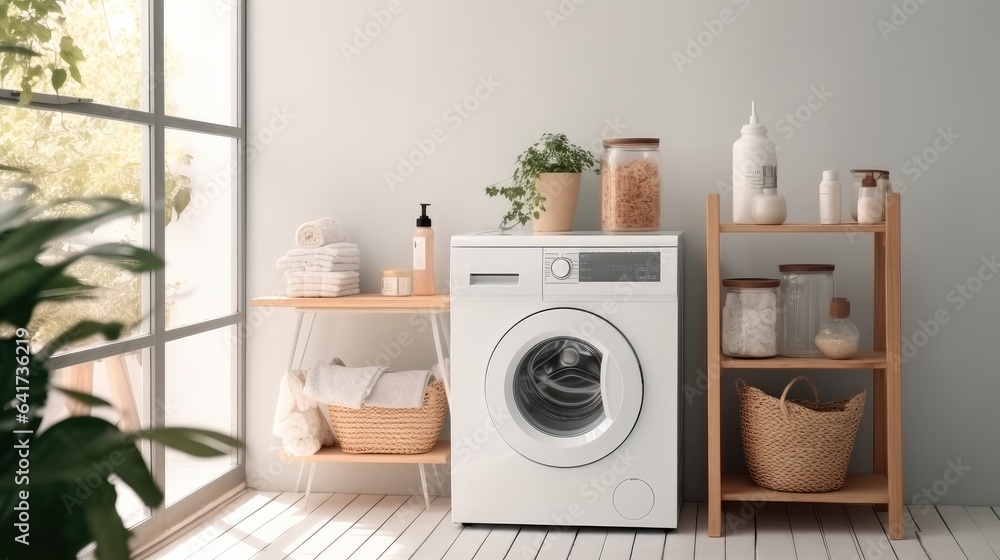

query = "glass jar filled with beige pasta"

[601,138,661,231]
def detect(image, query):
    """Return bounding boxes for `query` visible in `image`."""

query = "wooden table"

[253,294,451,508]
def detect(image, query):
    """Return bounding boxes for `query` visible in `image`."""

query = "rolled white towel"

[295,218,349,248]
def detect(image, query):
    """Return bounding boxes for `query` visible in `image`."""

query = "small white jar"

[381,269,412,296]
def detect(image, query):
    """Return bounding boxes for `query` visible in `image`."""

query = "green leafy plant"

[0,0,85,104]
[0,186,241,560]
[485,132,598,231]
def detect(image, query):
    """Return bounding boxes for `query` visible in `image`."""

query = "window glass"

[164,0,237,124]
[164,129,236,329]
[0,107,146,348]
[0,0,143,108]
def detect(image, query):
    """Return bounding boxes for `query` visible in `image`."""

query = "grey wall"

[247,1,1000,504]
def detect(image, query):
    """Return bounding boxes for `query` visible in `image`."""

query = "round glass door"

[514,337,605,437]
[486,308,643,467]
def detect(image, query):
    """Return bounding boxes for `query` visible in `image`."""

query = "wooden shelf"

[252,294,449,311]
[721,472,889,504]
[719,223,886,233]
[278,440,450,464]
[705,193,903,539]
[719,351,887,370]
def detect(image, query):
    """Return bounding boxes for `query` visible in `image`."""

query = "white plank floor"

[142,492,1000,560]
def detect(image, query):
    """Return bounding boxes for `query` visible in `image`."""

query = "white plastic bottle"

[819,170,842,224]
[733,102,778,223]
[412,203,435,295]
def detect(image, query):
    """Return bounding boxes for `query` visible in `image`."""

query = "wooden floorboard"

[756,504,797,560]
[566,527,607,560]
[252,494,359,560]
[471,526,519,560]
[937,506,998,560]
[377,496,452,560]
[877,509,929,560]
[149,491,279,560]
[847,505,898,560]
[722,503,754,560]
[219,493,334,560]
[662,502,696,559]
[533,527,578,560]
[628,529,666,560]
[968,507,1000,559]
[288,494,382,559]
[816,504,863,560]
[789,504,829,560]
[694,503,724,560]
[144,495,1000,560]
[502,526,548,560]
[598,529,636,560]
[908,505,968,560]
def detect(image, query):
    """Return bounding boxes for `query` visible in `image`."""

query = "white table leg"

[418,463,430,509]
[294,311,317,370]
[429,311,451,404]
[303,463,317,509]
[295,462,306,492]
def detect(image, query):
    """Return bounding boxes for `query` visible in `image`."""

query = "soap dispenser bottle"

[412,203,435,295]
[733,101,778,224]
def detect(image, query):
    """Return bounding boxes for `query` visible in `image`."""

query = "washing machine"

[450,230,682,529]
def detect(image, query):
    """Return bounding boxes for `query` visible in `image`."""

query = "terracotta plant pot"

[532,172,581,232]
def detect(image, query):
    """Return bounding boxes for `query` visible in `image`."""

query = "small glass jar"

[381,269,412,296]
[777,264,836,357]
[601,138,661,231]
[857,182,882,224]
[815,297,860,359]
[850,169,888,222]
[751,165,786,225]
[721,278,779,358]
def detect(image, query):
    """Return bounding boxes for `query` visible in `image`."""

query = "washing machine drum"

[485,308,643,468]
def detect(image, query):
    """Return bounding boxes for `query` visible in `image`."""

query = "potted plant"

[0,186,241,560]
[485,133,599,232]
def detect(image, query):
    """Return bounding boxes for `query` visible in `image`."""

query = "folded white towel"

[283,263,360,273]
[286,243,361,258]
[295,218,349,248]
[285,270,360,283]
[286,286,360,298]
[276,245,362,271]
[304,362,387,409]
[364,369,433,408]
[272,368,335,457]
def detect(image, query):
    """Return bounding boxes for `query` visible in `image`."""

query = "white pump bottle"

[733,102,778,224]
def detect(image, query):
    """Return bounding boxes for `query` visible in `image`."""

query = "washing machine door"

[485,308,643,468]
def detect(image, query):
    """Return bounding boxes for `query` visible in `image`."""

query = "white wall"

[248,1,1000,503]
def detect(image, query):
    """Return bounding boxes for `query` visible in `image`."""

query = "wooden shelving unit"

[705,193,903,539]
[252,294,452,509]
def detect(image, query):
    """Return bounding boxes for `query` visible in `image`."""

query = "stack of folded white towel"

[277,218,361,297]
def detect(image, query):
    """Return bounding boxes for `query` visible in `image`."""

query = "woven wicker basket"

[328,379,447,454]
[737,376,865,493]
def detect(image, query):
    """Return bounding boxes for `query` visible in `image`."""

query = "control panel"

[544,250,661,284]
